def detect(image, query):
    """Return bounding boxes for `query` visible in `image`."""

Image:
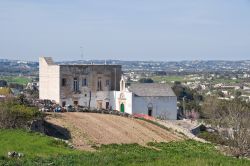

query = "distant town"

[1,58,250,104]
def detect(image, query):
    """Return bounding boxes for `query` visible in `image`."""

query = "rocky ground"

[156,119,207,143]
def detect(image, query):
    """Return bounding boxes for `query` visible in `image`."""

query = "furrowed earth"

[45,112,184,150]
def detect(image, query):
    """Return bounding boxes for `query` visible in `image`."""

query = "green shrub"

[0,99,42,129]
[197,131,230,146]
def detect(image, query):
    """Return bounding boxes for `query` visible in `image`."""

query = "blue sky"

[1,0,250,61]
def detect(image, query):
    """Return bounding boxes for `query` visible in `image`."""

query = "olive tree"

[202,97,250,157]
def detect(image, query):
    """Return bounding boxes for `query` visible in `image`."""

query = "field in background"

[0,76,32,85]
[152,75,242,84]
[152,75,188,83]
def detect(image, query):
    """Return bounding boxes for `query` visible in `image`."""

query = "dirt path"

[46,112,183,150]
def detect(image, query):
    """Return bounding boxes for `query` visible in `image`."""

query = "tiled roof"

[127,83,176,97]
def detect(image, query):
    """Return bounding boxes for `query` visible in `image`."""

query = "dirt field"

[46,112,183,150]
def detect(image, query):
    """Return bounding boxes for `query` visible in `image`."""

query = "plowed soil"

[46,112,182,150]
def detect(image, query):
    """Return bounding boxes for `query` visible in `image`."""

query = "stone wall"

[59,64,121,107]
[39,57,122,108]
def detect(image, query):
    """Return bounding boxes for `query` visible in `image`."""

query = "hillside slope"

[45,113,183,150]
[1,130,249,165]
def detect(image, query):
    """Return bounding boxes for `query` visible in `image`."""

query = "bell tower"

[120,75,126,92]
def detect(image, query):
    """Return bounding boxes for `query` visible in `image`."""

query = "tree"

[139,78,154,83]
[174,81,181,85]
[173,83,203,118]
[217,90,224,97]
[201,97,250,157]
[8,83,24,90]
[235,91,242,98]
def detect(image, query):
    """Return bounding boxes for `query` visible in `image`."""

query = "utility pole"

[80,46,83,61]
[114,68,117,110]
[115,68,117,91]
[183,96,186,119]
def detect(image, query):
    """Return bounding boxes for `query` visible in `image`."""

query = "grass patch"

[0,76,31,85]
[0,129,249,165]
[0,129,75,158]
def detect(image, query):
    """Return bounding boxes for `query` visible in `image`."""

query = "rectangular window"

[62,101,66,107]
[106,80,110,86]
[106,102,109,109]
[62,78,66,86]
[82,78,88,86]
[97,78,102,91]
[73,77,79,92]
[74,101,78,106]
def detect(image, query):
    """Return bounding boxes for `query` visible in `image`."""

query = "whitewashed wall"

[109,91,133,114]
[123,92,133,114]
[132,96,177,120]
[39,57,60,103]
[109,91,120,110]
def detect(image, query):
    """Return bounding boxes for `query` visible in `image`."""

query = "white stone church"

[39,57,177,119]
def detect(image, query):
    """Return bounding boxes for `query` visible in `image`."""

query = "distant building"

[39,57,177,119]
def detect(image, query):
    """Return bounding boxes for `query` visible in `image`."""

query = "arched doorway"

[120,103,125,113]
